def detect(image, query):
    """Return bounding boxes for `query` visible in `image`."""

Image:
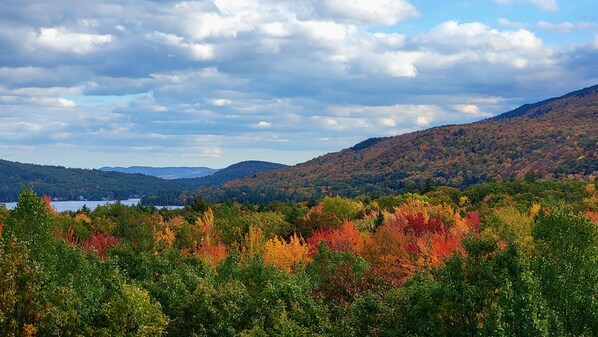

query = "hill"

[99,166,218,179]
[189,161,288,187]
[139,161,288,204]
[0,160,181,202]
[223,84,598,201]
[0,160,287,203]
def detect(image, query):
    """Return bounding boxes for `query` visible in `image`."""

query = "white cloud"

[185,43,215,61]
[418,21,551,69]
[208,98,232,106]
[261,22,290,37]
[415,116,431,126]
[29,27,112,54]
[537,21,598,33]
[317,0,419,25]
[1,0,594,168]
[497,18,527,28]
[494,0,558,11]
[57,97,77,108]
[380,118,396,126]
[452,104,484,115]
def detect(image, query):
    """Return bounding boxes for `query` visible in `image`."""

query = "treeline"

[0,159,181,202]
[142,177,589,207]
[0,178,597,336]
[0,159,288,203]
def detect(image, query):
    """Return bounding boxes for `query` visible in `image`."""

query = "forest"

[0,178,597,336]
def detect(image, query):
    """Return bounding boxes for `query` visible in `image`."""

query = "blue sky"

[0,0,597,169]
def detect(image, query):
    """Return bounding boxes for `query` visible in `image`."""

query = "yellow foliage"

[263,233,312,272]
[74,213,91,223]
[530,203,541,218]
[243,226,266,259]
[22,324,38,337]
[196,208,215,228]
[89,215,118,235]
[155,226,176,247]
[491,206,534,255]
[586,183,596,196]
[459,195,470,207]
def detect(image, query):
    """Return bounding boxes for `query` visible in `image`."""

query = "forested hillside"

[0,160,178,202]
[0,160,287,202]
[1,179,596,335]
[224,85,598,201]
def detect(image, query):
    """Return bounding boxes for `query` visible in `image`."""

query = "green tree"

[532,209,598,336]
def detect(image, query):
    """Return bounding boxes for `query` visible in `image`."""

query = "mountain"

[139,161,289,204]
[223,85,598,200]
[0,159,288,203]
[99,166,219,179]
[189,161,288,187]
[0,160,182,202]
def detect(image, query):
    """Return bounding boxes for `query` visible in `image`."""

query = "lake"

[1,199,183,212]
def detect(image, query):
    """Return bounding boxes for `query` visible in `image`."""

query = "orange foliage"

[81,232,121,259]
[74,212,91,223]
[360,200,479,286]
[42,195,58,215]
[191,208,228,267]
[61,228,79,247]
[586,211,598,223]
[263,233,312,272]
[307,221,368,255]
[22,324,38,337]
[195,240,228,267]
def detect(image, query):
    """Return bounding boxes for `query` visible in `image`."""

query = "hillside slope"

[225,85,598,199]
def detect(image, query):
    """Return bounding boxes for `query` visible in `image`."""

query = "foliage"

[263,234,312,272]
[1,181,597,335]
[532,209,598,336]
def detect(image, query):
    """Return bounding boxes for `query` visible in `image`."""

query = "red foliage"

[402,212,444,234]
[359,201,479,286]
[465,211,481,230]
[194,241,228,267]
[307,221,367,255]
[81,232,121,259]
[0,223,3,237]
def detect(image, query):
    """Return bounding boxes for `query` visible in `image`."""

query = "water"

[1,199,183,212]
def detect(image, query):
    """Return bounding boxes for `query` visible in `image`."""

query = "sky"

[0,0,597,169]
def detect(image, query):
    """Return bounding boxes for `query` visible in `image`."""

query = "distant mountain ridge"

[0,160,287,202]
[99,166,219,179]
[189,161,288,187]
[222,84,598,201]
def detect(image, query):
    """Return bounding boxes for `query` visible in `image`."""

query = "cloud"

[316,0,419,25]
[0,0,595,168]
[29,27,112,55]
[537,21,598,33]
[497,18,527,29]
[494,0,558,11]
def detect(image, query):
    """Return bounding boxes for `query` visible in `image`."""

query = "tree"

[532,209,598,335]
